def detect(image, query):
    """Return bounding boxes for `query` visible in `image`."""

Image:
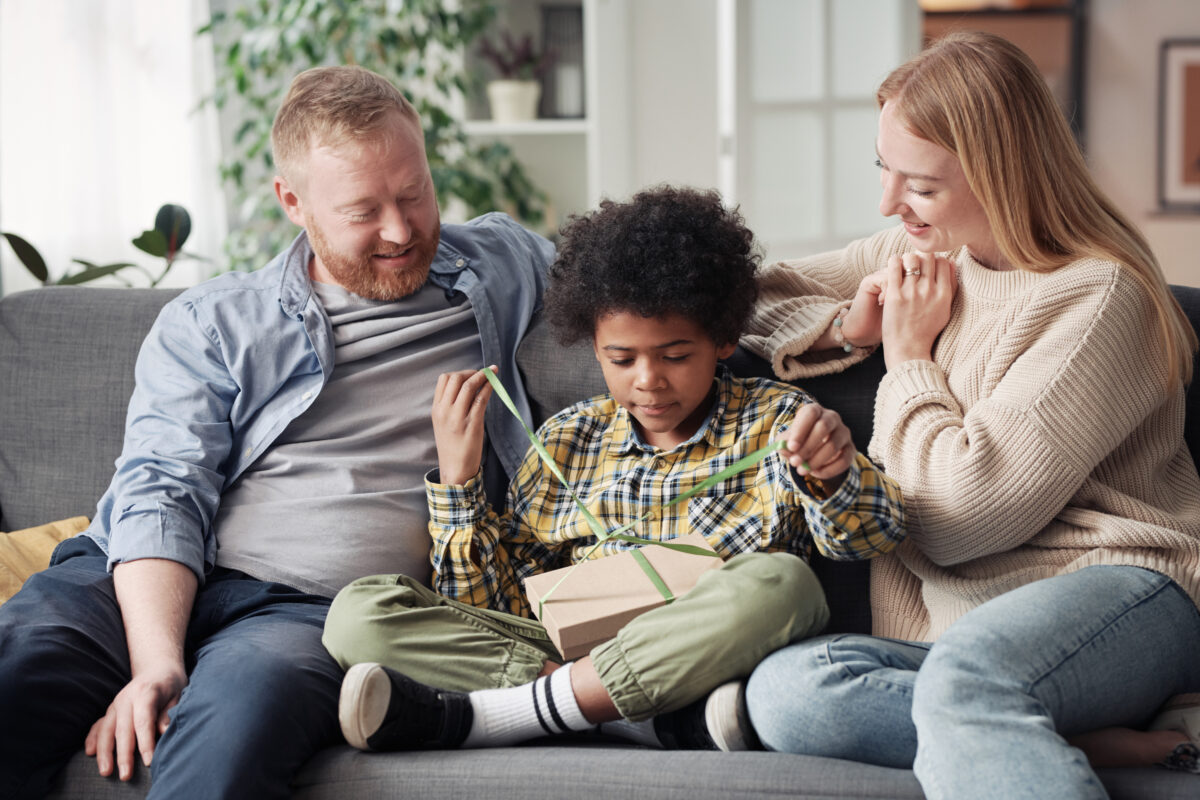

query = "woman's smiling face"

[875,101,1005,269]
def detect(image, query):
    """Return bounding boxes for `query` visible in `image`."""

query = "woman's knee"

[744,635,852,754]
[747,633,924,764]
[913,567,1200,736]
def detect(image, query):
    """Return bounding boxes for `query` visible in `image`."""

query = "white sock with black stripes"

[461,662,593,747]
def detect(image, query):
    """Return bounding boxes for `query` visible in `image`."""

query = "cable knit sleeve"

[742,226,912,380]
[871,261,1175,566]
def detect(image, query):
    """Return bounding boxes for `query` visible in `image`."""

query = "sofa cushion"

[516,313,606,425]
[0,287,180,531]
[45,743,1200,800]
[0,516,89,604]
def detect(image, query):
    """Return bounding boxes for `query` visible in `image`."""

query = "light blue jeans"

[746,566,1200,800]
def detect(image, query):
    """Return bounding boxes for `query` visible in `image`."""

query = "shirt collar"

[608,364,738,455]
[277,231,316,318]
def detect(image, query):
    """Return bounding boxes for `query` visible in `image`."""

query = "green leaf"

[154,204,192,251]
[56,262,136,285]
[132,230,169,258]
[74,258,157,284]
[2,232,49,283]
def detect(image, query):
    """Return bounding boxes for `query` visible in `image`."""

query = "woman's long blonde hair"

[878,31,1196,386]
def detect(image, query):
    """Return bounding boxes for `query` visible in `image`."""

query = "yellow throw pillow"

[0,516,90,605]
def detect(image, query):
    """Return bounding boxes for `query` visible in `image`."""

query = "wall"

[620,1,1200,285]
[0,0,224,297]
[627,0,721,193]
[1088,0,1200,286]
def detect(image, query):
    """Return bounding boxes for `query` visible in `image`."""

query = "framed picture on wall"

[1158,38,1200,212]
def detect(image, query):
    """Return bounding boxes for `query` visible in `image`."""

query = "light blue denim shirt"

[85,212,553,582]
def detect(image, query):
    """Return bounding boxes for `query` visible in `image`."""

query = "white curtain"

[0,0,226,295]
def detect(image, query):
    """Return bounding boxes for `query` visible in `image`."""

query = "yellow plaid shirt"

[427,367,905,617]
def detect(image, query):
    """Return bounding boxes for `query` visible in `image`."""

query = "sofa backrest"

[520,286,1200,477]
[2,283,1198,633]
[0,287,181,531]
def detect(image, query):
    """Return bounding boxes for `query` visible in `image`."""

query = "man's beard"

[306,217,439,301]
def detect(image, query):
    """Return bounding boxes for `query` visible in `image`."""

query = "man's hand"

[432,367,495,485]
[779,403,856,488]
[85,662,187,780]
[91,558,197,780]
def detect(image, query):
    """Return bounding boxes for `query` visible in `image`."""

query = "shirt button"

[455,258,465,268]
[244,447,253,458]
[302,391,313,400]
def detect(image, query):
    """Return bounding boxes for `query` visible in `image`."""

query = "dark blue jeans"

[0,536,344,800]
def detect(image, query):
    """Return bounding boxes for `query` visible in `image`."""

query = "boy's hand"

[840,269,889,348]
[432,367,495,486]
[780,403,855,487]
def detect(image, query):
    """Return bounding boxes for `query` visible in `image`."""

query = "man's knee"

[0,565,128,682]
[152,646,342,796]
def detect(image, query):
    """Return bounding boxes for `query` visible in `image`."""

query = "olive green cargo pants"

[323,551,828,721]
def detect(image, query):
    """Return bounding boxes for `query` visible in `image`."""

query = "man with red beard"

[0,66,553,800]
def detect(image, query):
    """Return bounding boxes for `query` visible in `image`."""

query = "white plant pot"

[486,80,541,123]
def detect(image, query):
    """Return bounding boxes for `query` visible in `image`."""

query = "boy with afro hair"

[323,186,906,752]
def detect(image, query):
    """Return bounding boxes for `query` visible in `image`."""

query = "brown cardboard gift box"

[523,532,723,660]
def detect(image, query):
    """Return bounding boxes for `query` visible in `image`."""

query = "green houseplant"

[201,0,550,273]
[2,204,199,287]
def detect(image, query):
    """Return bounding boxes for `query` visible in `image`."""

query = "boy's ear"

[717,341,738,359]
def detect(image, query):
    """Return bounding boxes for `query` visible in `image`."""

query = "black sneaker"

[338,662,474,751]
[653,680,761,751]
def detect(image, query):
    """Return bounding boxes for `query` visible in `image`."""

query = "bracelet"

[831,307,854,353]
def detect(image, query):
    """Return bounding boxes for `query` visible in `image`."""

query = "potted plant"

[479,31,554,123]
[199,0,550,273]
[2,203,200,287]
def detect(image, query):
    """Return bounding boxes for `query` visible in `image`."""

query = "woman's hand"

[432,367,495,486]
[779,402,856,488]
[881,252,957,369]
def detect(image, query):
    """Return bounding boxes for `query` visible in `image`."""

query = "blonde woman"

[740,31,1200,798]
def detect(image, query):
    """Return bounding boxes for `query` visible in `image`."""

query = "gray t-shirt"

[213,280,483,596]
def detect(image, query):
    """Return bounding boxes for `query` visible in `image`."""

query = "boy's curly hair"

[544,185,761,346]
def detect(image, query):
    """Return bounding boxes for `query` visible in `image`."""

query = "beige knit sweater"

[744,225,1200,642]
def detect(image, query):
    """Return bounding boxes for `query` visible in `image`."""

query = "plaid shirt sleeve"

[793,451,906,560]
[427,450,562,617]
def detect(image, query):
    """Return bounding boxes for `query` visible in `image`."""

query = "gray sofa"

[2,285,1199,799]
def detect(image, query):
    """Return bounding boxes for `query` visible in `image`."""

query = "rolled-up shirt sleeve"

[103,299,239,582]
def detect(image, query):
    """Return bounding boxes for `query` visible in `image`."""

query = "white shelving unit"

[462,0,631,234]
[462,119,590,136]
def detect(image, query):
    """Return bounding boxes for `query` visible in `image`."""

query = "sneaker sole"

[705,680,758,752]
[339,662,393,751]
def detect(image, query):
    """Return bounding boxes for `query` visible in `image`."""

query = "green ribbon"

[481,368,785,617]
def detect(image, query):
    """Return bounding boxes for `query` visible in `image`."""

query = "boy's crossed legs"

[322,551,828,751]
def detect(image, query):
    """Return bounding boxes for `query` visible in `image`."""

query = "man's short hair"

[271,65,421,185]
[545,185,761,346]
